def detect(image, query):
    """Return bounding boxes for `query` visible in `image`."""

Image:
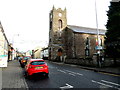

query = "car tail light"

[22,60,26,63]
[44,66,48,69]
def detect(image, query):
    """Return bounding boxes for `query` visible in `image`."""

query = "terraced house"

[49,7,106,64]
[0,21,9,67]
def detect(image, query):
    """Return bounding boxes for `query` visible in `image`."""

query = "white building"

[0,21,9,67]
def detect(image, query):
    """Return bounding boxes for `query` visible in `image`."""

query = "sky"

[0,0,111,52]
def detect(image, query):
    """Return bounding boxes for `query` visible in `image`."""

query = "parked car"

[20,56,31,68]
[24,59,49,78]
[18,57,23,64]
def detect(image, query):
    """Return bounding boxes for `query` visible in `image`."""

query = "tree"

[105,1,120,65]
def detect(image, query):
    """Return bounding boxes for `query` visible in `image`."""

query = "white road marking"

[101,80,120,87]
[92,80,113,88]
[60,83,73,90]
[76,73,83,76]
[64,70,76,74]
[57,69,66,74]
[92,80,120,90]
[64,69,83,76]
[57,69,83,76]
[68,73,76,76]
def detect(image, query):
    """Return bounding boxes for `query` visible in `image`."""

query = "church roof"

[67,25,106,35]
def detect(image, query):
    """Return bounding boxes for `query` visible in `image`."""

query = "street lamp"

[95,0,100,47]
[95,0,102,67]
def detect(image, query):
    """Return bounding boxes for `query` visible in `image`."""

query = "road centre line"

[64,70,77,74]
[57,69,66,74]
[57,69,76,76]
[57,69,83,76]
[64,69,83,76]
[101,80,120,87]
[76,73,83,76]
[92,80,113,88]
[68,73,76,76]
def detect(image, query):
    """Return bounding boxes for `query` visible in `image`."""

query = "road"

[24,60,120,89]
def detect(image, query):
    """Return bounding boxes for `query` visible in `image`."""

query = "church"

[48,7,106,62]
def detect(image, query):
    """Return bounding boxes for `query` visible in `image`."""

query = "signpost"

[0,55,8,67]
[95,46,103,50]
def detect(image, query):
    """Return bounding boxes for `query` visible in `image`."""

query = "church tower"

[49,6,67,61]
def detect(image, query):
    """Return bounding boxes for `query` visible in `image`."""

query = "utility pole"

[95,0,101,67]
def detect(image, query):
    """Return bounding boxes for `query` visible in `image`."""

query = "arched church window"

[50,14,52,19]
[85,37,90,56]
[58,19,62,30]
[50,21,52,29]
[86,37,89,49]
[58,48,63,52]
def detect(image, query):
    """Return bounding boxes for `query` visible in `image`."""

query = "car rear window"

[24,57,31,60]
[31,61,45,65]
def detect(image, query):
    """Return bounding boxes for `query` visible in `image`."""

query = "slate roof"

[67,25,106,35]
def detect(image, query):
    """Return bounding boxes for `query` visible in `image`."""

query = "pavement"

[51,61,120,76]
[1,60,28,89]
[77,65,120,76]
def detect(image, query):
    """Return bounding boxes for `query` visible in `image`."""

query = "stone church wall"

[64,28,105,60]
[49,7,106,65]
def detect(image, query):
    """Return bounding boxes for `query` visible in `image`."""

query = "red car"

[24,59,49,77]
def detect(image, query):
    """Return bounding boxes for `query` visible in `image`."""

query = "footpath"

[52,61,120,76]
[77,65,120,76]
[1,60,28,89]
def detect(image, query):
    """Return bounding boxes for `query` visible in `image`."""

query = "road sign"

[0,55,8,67]
[95,46,103,50]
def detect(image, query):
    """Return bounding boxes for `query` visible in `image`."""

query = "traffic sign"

[95,46,103,50]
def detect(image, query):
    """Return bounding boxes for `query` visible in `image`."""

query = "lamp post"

[95,0,101,67]
[95,0,100,46]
